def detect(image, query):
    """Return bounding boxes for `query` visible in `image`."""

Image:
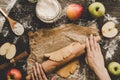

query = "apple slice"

[6,44,16,59]
[0,43,11,56]
[102,21,118,38]
[0,42,16,59]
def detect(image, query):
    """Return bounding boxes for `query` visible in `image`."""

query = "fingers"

[31,73,35,80]
[86,35,100,57]
[86,34,95,57]
[90,34,94,51]
[87,34,98,51]
[31,62,48,80]
[33,65,39,80]
[97,43,102,54]
[86,37,90,54]
[36,63,42,79]
[93,37,97,51]
[39,64,48,80]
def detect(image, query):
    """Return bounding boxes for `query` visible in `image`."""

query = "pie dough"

[56,60,79,78]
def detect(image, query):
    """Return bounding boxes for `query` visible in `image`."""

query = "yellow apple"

[102,21,118,38]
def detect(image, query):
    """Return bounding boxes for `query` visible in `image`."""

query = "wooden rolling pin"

[0,51,29,70]
[26,42,85,80]
[26,36,101,80]
[41,42,85,73]
[42,37,101,73]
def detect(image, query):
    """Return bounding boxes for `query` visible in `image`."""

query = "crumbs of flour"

[103,33,120,59]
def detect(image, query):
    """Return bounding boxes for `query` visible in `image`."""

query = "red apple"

[7,68,22,80]
[66,4,83,20]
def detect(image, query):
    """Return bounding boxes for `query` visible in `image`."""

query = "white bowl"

[36,0,62,23]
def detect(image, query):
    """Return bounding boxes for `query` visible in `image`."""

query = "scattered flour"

[0,16,5,32]
[103,33,120,59]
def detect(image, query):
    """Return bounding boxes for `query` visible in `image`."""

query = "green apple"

[88,2,105,17]
[108,62,120,75]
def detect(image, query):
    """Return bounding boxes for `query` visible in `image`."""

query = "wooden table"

[0,0,120,80]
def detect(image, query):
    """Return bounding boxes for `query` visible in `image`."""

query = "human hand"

[31,62,48,80]
[85,34,104,71]
[85,34,111,80]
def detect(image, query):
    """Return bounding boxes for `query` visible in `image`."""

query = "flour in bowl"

[13,23,24,35]
[36,0,62,23]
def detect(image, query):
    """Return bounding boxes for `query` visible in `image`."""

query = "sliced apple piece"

[6,44,16,59]
[0,42,16,59]
[102,21,118,38]
[0,42,11,56]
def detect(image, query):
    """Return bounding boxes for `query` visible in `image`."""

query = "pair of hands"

[31,35,110,80]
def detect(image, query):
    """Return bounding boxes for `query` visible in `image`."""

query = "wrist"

[94,67,111,80]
